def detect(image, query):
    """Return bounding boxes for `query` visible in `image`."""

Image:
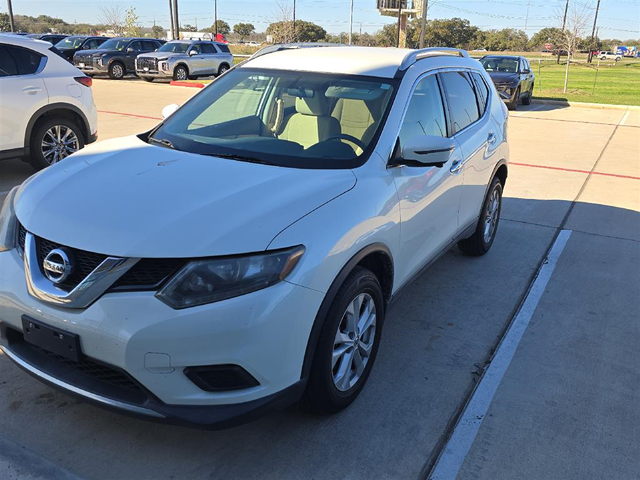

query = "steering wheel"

[324,134,367,152]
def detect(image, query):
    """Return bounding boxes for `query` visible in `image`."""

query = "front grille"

[18,223,183,293]
[137,57,158,72]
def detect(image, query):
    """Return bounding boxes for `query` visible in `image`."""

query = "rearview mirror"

[396,135,456,167]
[162,104,180,119]
[189,49,197,56]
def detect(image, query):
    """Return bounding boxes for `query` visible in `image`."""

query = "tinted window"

[128,41,143,51]
[0,45,19,76]
[84,38,101,50]
[0,45,43,76]
[439,71,480,134]
[471,72,489,116]
[399,74,447,148]
[217,44,231,53]
[142,41,158,51]
[201,43,216,54]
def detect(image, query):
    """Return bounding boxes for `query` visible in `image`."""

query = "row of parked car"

[17,33,235,81]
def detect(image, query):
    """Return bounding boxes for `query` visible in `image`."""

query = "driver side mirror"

[126,47,135,53]
[394,135,456,168]
[162,104,180,119]
[522,68,531,74]
[82,44,91,50]
[189,49,197,56]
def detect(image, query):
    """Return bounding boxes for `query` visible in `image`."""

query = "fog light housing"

[184,365,260,392]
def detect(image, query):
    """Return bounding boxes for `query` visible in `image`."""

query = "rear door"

[0,44,48,154]
[200,43,219,75]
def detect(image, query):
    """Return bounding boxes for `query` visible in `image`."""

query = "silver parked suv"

[136,40,233,82]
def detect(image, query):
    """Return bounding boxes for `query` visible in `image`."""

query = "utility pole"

[214,0,218,37]
[419,0,428,48]
[396,0,403,48]
[557,0,569,64]
[169,0,175,39]
[6,0,15,32]
[173,0,180,39]
[524,0,531,31]
[293,0,296,41]
[348,0,354,45]
[587,0,601,63]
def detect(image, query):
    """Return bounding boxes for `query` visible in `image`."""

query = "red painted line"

[511,162,640,181]
[98,110,162,121]
[169,81,205,88]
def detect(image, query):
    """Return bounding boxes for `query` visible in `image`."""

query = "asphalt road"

[1,80,639,480]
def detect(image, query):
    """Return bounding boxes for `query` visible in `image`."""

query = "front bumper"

[73,57,107,74]
[135,69,173,79]
[0,248,324,427]
[495,84,517,103]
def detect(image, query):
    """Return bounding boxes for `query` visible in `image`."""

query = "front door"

[391,73,464,287]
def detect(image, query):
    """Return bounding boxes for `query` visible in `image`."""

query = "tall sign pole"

[348,0,354,45]
[587,0,601,63]
[169,0,175,39]
[419,0,428,48]
[214,0,218,37]
[293,0,296,41]
[557,0,569,64]
[7,0,15,32]
[173,0,180,39]
[396,0,403,48]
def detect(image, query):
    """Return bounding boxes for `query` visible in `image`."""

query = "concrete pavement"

[1,80,639,479]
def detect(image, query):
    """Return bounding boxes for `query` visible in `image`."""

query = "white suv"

[0,46,508,428]
[598,51,621,61]
[0,34,98,170]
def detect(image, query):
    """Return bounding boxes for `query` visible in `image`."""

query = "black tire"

[108,61,125,80]
[218,63,230,76]
[29,117,85,171]
[173,65,188,81]
[506,87,519,111]
[303,267,385,414]
[522,84,533,105]
[141,76,154,82]
[458,177,503,256]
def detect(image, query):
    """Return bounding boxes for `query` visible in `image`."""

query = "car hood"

[487,72,519,84]
[15,136,356,258]
[137,51,184,60]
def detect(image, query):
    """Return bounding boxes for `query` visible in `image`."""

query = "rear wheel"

[458,177,503,256]
[218,63,230,76]
[29,118,84,170]
[303,267,384,413]
[173,65,188,81]
[108,62,125,80]
[522,84,533,105]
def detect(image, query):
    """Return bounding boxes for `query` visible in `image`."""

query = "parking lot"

[1,79,639,480]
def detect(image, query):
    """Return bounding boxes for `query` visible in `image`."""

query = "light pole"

[396,0,402,48]
[348,0,354,45]
[214,0,218,38]
[6,0,15,32]
[293,0,296,41]
[168,0,175,39]
[587,0,601,63]
[557,0,569,64]
[419,0,428,48]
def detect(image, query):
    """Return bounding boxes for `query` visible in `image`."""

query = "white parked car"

[0,46,509,427]
[0,34,98,170]
[598,51,621,61]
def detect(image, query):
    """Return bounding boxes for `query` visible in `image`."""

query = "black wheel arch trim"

[300,243,394,381]
[24,103,93,156]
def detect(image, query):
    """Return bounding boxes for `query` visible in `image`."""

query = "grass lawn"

[527,59,640,106]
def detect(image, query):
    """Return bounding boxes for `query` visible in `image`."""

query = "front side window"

[128,41,143,52]
[55,37,86,49]
[157,42,189,53]
[0,45,43,76]
[84,39,101,50]
[439,71,480,134]
[399,74,447,149]
[190,44,203,55]
[149,68,396,169]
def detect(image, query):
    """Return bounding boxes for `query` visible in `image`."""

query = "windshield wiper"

[206,152,273,165]
[149,137,177,150]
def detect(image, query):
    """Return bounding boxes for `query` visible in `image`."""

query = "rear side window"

[0,45,43,76]
[399,74,448,148]
[471,72,489,116]
[201,43,216,54]
[217,44,231,53]
[439,71,480,134]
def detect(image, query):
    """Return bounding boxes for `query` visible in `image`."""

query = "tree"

[151,24,165,39]
[182,24,198,32]
[123,7,140,37]
[267,1,295,43]
[267,20,326,43]
[528,27,563,51]
[233,22,255,42]
[482,28,528,51]
[421,18,479,49]
[211,20,230,35]
[0,13,11,32]
[99,5,125,35]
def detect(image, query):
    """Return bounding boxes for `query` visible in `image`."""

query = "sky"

[6,0,640,39]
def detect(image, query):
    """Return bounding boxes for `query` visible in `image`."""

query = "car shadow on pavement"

[0,198,638,479]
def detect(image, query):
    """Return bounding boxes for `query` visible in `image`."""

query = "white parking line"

[619,110,630,126]
[511,104,545,117]
[428,229,573,480]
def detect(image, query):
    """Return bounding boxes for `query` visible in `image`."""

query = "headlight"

[156,246,305,309]
[0,187,18,253]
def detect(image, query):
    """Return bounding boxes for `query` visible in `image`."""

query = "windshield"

[149,68,396,169]
[481,57,519,74]
[99,38,130,51]
[55,37,86,49]
[157,42,189,53]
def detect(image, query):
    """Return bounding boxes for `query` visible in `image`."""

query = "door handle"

[23,86,42,95]
[450,159,463,175]
[487,132,497,145]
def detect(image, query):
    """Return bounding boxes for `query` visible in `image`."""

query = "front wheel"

[522,84,533,105]
[506,87,519,111]
[108,62,125,80]
[303,267,385,413]
[141,76,154,82]
[173,65,188,81]
[458,177,503,256]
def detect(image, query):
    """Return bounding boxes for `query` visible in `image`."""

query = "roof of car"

[243,45,477,79]
[0,33,53,52]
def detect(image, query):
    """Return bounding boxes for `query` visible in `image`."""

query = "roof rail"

[399,47,470,71]
[248,42,349,61]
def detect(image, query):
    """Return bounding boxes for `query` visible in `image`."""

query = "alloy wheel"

[112,63,124,78]
[332,292,377,392]
[41,125,80,165]
[176,68,187,80]
[483,187,500,243]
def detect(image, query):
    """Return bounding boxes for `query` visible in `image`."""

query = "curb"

[0,436,82,480]
[169,81,205,88]
[532,98,640,111]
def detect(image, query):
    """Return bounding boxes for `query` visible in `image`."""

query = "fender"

[300,243,394,380]
[24,103,93,156]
